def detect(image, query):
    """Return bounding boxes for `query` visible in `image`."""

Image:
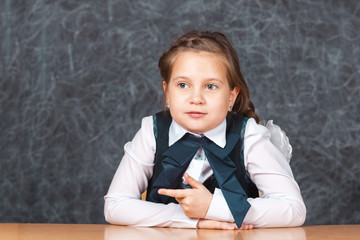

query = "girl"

[104,31,306,229]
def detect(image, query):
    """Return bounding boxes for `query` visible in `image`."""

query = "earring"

[166,102,169,108]
[229,106,233,111]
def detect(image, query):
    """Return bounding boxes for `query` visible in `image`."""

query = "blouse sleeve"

[206,118,306,228]
[243,118,306,227]
[104,116,198,228]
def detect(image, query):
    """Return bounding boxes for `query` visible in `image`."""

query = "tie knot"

[182,133,210,145]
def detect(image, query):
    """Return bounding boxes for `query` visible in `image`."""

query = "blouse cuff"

[205,188,234,222]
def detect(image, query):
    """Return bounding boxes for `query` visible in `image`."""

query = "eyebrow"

[172,76,224,84]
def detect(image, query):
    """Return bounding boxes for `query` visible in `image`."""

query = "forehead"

[173,50,225,64]
[171,51,227,74]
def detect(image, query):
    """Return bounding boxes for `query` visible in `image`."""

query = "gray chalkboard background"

[1,0,359,225]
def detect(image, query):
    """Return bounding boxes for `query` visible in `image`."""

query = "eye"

[206,84,218,90]
[178,82,189,88]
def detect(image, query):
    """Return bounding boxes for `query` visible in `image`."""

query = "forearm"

[103,116,199,227]
[104,195,198,228]
[244,196,306,228]
[205,190,305,227]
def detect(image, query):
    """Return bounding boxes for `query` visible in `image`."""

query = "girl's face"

[163,51,239,133]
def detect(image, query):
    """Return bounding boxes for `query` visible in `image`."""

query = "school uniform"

[104,112,306,228]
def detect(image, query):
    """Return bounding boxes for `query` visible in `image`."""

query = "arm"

[205,118,306,228]
[242,118,306,227]
[104,116,198,228]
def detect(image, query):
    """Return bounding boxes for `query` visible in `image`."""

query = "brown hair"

[158,31,260,123]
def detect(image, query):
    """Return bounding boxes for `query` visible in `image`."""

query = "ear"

[163,81,169,106]
[162,81,167,92]
[229,87,240,106]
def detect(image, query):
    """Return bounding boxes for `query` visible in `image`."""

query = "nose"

[189,88,205,105]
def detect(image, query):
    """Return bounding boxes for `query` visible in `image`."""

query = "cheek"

[169,90,186,102]
[219,93,232,105]
[166,88,175,102]
[167,93,181,107]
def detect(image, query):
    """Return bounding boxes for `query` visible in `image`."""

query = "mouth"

[186,111,207,118]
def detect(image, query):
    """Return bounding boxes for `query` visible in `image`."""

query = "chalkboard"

[1,0,359,225]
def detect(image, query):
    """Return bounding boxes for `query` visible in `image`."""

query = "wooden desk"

[0,223,359,240]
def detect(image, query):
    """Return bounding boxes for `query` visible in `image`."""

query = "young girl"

[104,31,306,229]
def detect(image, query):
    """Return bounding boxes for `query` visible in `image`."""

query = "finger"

[218,222,237,230]
[184,173,204,189]
[197,219,237,230]
[239,224,253,230]
[158,188,188,198]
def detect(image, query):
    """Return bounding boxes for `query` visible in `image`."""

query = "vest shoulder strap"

[146,111,172,201]
[153,110,172,161]
[227,113,258,197]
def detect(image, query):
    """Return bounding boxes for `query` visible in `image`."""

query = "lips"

[186,111,207,118]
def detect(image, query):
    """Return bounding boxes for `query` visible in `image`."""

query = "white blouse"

[104,116,306,228]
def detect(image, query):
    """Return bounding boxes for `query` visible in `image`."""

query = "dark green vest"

[146,111,259,203]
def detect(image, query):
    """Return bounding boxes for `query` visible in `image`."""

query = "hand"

[197,219,237,230]
[197,219,253,230]
[158,173,213,218]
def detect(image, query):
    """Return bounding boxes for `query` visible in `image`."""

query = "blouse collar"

[168,119,227,148]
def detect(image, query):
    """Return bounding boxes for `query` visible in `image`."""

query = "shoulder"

[226,114,270,140]
[244,118,271,140]
[129,114,156,153]
[140,115,155,132]
[244,118,293,163]
[121,114,157,166]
